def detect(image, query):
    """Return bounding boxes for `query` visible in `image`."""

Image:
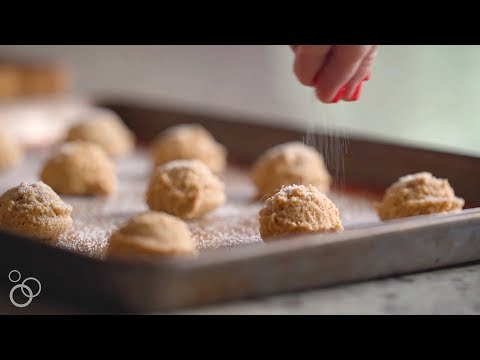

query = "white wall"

[1,45,479,155]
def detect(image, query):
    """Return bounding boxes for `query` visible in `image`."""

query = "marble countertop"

[171,263,480,315]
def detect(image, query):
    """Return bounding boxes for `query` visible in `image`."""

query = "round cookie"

[259,184,343,240]
[251,142,331,199]
[146,159,226,219]
[152,124,227,174]
[65,108,135,158]
[107,211,197,260]
[0,129,23,170]
[40,141,117,196]
[0,182,73,240]
[374,172,464,220]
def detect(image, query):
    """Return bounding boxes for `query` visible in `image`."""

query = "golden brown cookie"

[107,211,197,260]
[0,129,23,170]
[152,124,227,174]
[259,184,343,240]
[20,62,70,96]
[0,182,73,240]
[40,141,117,196]
[146,159,226,219]
[0,64,22,98]
[374,172,464,220]
[65,108,135,158]
[251,142,331,199]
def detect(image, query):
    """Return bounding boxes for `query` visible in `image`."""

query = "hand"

[291,45,378,103]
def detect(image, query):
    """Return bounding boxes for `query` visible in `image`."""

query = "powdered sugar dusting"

[160,159,205,171]
[0,148,380,259]
[277,184,318,196]
[398,172,432,184]
[188,202,262,250]
[262,184,378,228]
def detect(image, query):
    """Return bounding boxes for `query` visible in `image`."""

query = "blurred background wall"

[0,45,478,155]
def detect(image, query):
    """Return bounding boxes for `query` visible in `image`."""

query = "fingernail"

[332,87,346,103]
[352,82,363,101]
[363,73,371,81]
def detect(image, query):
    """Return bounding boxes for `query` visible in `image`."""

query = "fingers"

[291,45,378,103]
[342,45,378,101]
[314,45,373,103]
[293,45,331,86]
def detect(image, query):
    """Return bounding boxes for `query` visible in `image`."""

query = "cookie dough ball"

[152,124,227,174]
[259,184,343,240]
[0,130,23,170]
[40,141,116,196]
[252,142,331,199]
[0,182,73,240]
[107,211,197,260]
[65,108,135,158]
[146,159,226,219]
[374,172,464,220]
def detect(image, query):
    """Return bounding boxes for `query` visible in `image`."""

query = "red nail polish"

[363,73,371,81]
[352,83,363,101]
[332,87,346,103]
